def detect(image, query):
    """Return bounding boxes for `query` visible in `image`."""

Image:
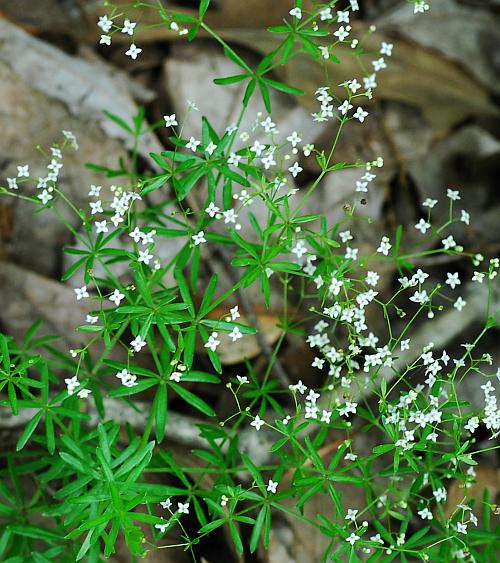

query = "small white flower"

[109,288,125,306]
[205,202,220,217]
[89,200,103,215]
[433,488,447,503]
[353,107,368,122]
[445,272,461,289]
[95,220,108,234]
[236,375,249,385]
[365,271,379,287]
[177,502,190,514]
[77,388,91,399]
[346,532,360,546]
[121,19,136,35]
[230,306,240,321]
[447,188,460,201]
[74,286,89,300]
[338,100,353,115]
[400,339,410,351]
[380,42,393,56]
[100,35,111,45]
[155,520,169,533]
[204,332,220,352]
[186,137,200,152]
[289,7,302,19]
[251,415,265,431]
[422,198,438,208]
[456,522,467,535]
[460,210,470,225]
[138,249,154,265]
[17,165,29,177]
[441,235,456,250]
[377,236,392,256]
[125,43,142,60]
[38,190,53,205]
[415,218,431,234]
[472,271,484,283]
[98,15,113,32]
[7,178,18,190]
[229,327,242,342]
[160,498,172,509]
[267,480,278,494]
[130,336,147,352]
[418,507,433,520]
[88,184,101,197]
[164,114,178,127]
[192,231,206,246]
[345,509,358,521]
[288,162,303,178]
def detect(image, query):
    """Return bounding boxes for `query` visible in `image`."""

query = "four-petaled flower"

[125,43,142,60]
[75,286,89,300]
[251,415,264,431]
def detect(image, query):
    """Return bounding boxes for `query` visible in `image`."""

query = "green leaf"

[228,521,243,554]
[169,382,215,417]
[263,77,304,96]
[250,506,267,553]
[155,384,168,443]
[214,74,249,85]
[16,410,42,451]
[103,110,133,134]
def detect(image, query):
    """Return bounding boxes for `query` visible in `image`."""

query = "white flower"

[236,375,249,385]
[230,306,240,321]
[409,290,428,304]
[164,114,177,127]
[400,339,410,351]
[251,415,265,431]
[74,286,89,300]
[365,271,379,286]
[447,188,460,201]
[422,198,438,208]
[86,314,99,324]
[338,100,353,115]
[334,25,350,41]
[418,507,433,520]
[337,10,349,23]
[339,230,353,243]
[345,533,360,546]
[345,508,358,521]
[95,220,108,234]
[155,520,169,533]
[288,162,303,178]
[372,57,386,71]
[353,107,368,122]
[141,229,156,245]
[204,332,220,352]
[192,231,206,246]
[464,416,479,433]
[286,131,302,147]
[472,271,484,283]
[125,43,142,60]
[138,250,153,265]
[415,218,431,234]
[17,164,29,177]
[89,184,101,197]
[266,480,278,494]
[460,210,470,225]
[205,141,217,155]
[121,19,136,35]
[89,200,103,215]
[321,410,332,423]
[109,288,125,306]
[456,522,467,535]
[77,388,91,399]
[130,336,146,352]
[160,498,172,509]
[414,1,430,13]
[377,236,392,256]
[445,272,461,289]
[65,376,79,395]
[7,178,18,190]
[100,35,111,45]
[186,137,200,152]
[433,488,447,503]
[289,7,302,19]
[441,235,456,250]
[380,42,393,56]
[229,327,242,342]
[177,502,190,514]
[98,15,113,32]
[205,202,220,217]
[38,190,53,205]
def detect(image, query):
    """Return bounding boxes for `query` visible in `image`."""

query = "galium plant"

[1,1,499,561]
